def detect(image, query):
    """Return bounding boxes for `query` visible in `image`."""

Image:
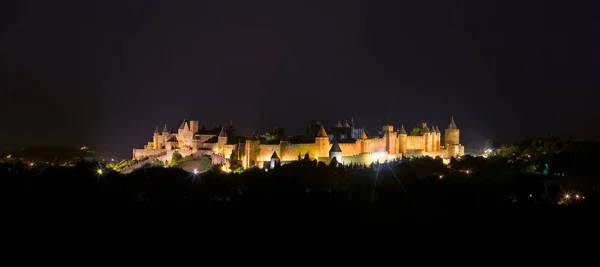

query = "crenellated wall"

[363,137,386,152]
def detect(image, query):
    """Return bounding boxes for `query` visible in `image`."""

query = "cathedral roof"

[271,151,279,159]
[343,120,350,128]
[335,120,342,128]
[448,116,458,129]
[361,131,368,139]
[162,124,168,133]
[219,126,227,137]
[317,124,328,137]
[399,125,407,135]
[330,138,342,153]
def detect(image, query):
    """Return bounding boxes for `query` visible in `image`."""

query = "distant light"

[111,158,115,162]
[193,169,199,175]
[529,194,532,197]
[565,194,570,199]
[438,175,443,179]
[97,169,103,175]
[575,194,580,199]
[30,162,34,166]
[465,170,470,174]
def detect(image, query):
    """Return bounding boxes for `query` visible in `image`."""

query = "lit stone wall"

[280,143,319,161]
[258,144,282,161]
[363,138,386,152]
[423,150,448,159]
[339,142,361,156]
[133,148,166,159]
[406,136,425,150]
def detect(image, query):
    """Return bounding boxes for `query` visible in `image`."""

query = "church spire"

[162,124,168,133]
[154,126,159,134]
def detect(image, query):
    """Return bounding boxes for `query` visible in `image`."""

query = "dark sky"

[1,0,598,158]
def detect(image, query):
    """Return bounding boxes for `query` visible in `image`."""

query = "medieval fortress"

[133,117,465,169]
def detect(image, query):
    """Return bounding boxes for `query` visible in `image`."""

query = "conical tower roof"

[154,126,159,134]
[219,126,227,137]
[330,138,342,153]
[317,124,328,137]
[162,124,168,133]
[448,116,458,129]
[361,131,368,139]
[422,124,430,133]
[399,125,407,135]
[335,120,342,128]
[271,151,279,159]
[435,125,440,133]
[343,120,350,128]
[179,118,188,130]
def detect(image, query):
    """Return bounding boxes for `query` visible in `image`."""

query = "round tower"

[398,125,407,154]
[218,126,227,145]
[445,117,460,146]
[434,125,441,150]
[360,131,368,153]
[329,138,343,165]
[423,124,432,152]
[270,151,280,169]
[161,124,169,148]
[153,126,160,149]
[315,124,330,158]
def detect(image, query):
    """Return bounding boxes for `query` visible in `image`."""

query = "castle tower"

[445,116,460,146]
[431,125,438,150]
[435,125,442,150]
[329,138,343,165]
[343,120,351,128]
[445,117,460,157]
[279,136,289,161]
[423,124,432,152]
[382,125,395,154]
[218,126,227,145]
[315,124,330,158]
[270,151,280,169]
[398,125,407,154]
[335,120,342,128]
[153,126,160,149]
[244,137,261,169]
[360,131,368,153]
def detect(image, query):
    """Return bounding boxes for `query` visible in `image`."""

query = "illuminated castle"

[133,117,465,168]
[133,119,234,165]
[243,117,464,168]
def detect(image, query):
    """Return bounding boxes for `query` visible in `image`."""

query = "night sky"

[1,0,598,158]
